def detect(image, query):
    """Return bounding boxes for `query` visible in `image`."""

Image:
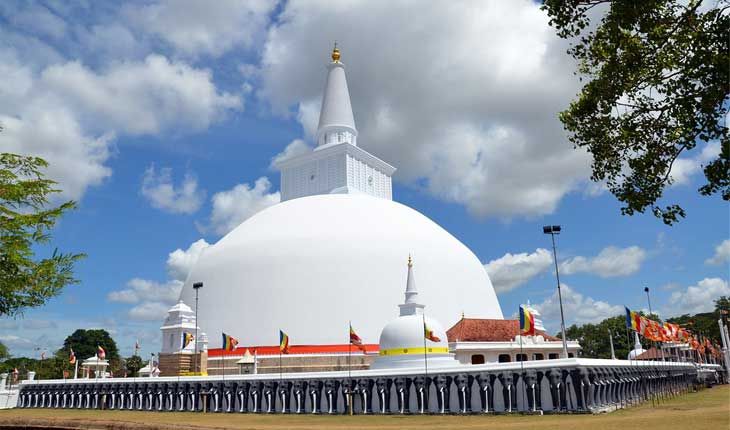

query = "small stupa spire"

[399,255,425,316]
[634,332,642,350]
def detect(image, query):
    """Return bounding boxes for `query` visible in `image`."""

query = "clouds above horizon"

[203,177,280,236]
[560,246,647,278]
[533,284,624,330]
[706,239,730,266]
[141,165,206,214]
[666,278,729,317]
[258,0,593,219]
[0,1,245,202]
[485,248,553,293]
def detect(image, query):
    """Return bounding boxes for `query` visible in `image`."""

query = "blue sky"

[0,0,727,359]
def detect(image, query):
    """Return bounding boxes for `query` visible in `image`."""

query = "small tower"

[160,300,198,354]
[399,255,425,316]
[277,45,396,201]
[158,300,205,376]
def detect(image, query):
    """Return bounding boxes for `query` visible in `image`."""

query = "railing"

[12,358,717,414]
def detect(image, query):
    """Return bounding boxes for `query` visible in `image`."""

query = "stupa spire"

[316,44,357,148]
[634,332,642,350]
[399,255,425,316]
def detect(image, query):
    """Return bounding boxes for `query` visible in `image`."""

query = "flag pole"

[518,332,526,410]
[422,314,429,414]
[348,321,353,416]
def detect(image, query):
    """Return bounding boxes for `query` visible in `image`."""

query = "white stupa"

[628,332,646,360]
[178,46,503,347]
[371,257,453,369]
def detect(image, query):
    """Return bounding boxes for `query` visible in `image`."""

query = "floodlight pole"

[544,225,569,359]
[193,282,203,374]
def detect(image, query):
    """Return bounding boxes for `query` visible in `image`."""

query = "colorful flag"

[349,324,367,352]
[424,321,441,342]
[97,345,106,359]
[69,348,76,365]
[279,330,290,354]
[222,333,239,351]
[182,332,194,349]
[40,351,46,360]
[519,305,535,336]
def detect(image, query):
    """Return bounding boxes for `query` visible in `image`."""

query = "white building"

[178,46,503,348]
[160,300,199,355]
[447,318,581,364]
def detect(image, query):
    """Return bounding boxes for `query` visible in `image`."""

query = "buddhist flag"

[349,324,367,352]
[222,333,239,351]
[519,306,535,336]
[424,321,441,342]
[69,348,76,365]
[97,345,106,359]
[182,332,194,349]
[279,330,290,354]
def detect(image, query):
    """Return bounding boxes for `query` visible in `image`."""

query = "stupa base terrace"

[12,359,722,415]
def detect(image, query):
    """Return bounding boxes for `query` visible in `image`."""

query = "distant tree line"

[0,328,145,380]
[560,296,729,359]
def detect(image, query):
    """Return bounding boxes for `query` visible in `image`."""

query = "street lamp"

[644,287,653,316]
[193,282,203,374]
[543,225,569,358]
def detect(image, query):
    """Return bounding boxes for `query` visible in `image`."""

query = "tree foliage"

[126,355,144,377]
[0,153,85,316]
[0,341,8,361]
[59,329,120,363]
[542,0,730,224]
[564,315,635,359]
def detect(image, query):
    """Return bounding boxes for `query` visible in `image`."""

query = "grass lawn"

[0,385,727,430]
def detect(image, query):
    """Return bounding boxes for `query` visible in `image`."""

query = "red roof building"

[446,317,580,365]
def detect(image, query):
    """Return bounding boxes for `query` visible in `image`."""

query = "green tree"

[564,315,634,359]
[0,153,85,316]
[126,355,144,377]
[667,296,729,345]
[59,329,119,364]
[0,341,8,361]
[542,0,729,225]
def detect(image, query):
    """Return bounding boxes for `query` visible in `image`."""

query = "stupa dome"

[178,193,503,346]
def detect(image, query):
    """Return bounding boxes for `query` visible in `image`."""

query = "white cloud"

[484,248,553,293]
[667,278,729,316]
[41,55,241,135]
[0,334,34,349]
[107,278,182,305]
[706,239,730,266]
[128,302,171,322]
[0,108,113,201]
[258,0,590,218]
[141,165,205,214]
[560,246,647,278]
[166,239,211,282]
[0,47,240,202]
[123,0,277,58]
[22,320,58,330]
[270,138,312,169]
[205,177,280,236]
[532,284,624,331]
[669,142,721,186]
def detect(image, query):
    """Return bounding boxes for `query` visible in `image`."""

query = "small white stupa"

[628,332,646,359]
[371,256,454,369]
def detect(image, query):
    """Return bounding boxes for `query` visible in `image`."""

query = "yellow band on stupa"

[379,346,449,356]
